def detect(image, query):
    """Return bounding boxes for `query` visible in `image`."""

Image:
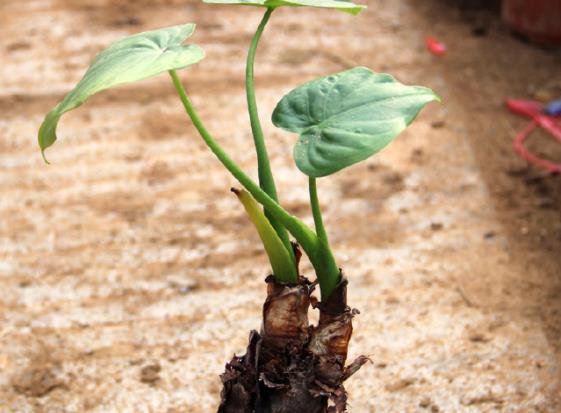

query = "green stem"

[169,70,340,300]
[169,70,312,255]
[309,177,329,245]
[309,177,340,298]
[246,8,292,256]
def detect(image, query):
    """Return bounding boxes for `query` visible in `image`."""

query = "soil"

[1,0,560,412]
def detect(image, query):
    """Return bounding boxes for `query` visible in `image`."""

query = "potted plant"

[38,1,439,411]
[503,0,561,46]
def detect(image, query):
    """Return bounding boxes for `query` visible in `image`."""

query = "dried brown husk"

[218,274,368,413]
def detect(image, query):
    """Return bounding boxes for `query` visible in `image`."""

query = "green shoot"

[309,177,329,246]
[232,188,298,283]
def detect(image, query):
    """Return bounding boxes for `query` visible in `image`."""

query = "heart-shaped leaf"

[203,0,365,15]
[272,67,440,177]
[39,24,205,161]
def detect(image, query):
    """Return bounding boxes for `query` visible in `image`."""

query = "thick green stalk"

[169,70,340,299]
[233,189,297,283]
[309,177,339,298]
[246,8,292,256]
[309,177,329,246]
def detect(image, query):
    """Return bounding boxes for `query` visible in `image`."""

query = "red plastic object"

[506,99,561,173]
[503,0,561,46]
[425,36,446,56]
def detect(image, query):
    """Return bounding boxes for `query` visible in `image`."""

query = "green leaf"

[232,188,298,283]
[272,67,440,177]
[203,0,365,15]
[38,24,205,162]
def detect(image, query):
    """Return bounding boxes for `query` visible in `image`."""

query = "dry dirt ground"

[1,0,561,412]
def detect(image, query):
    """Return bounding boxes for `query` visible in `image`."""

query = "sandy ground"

[1,0,561,412]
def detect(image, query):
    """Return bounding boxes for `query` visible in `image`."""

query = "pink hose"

[506,99,561,173]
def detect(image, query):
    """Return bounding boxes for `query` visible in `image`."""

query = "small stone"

[535,360,544,369]
[462,392,503,405]
[12,368,63,397]
[410,148,425,164]
[430,222,444,231]
[6,41,32,52]
[419,396,431,408]
[483,231,496,239]
[385,377,415,392]
[469,332,492,343]
[386,296,400,305]
[140,364,161,384]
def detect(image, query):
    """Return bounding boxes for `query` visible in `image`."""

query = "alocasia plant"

[38,1,439,411]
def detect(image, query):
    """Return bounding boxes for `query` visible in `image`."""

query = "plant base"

[218,275,368,413]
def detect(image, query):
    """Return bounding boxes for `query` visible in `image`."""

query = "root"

[218,275,368,413]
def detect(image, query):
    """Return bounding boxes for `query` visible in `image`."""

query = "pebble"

[140,364,162,384]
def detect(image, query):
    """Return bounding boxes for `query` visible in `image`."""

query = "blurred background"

[1,0,560,411]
